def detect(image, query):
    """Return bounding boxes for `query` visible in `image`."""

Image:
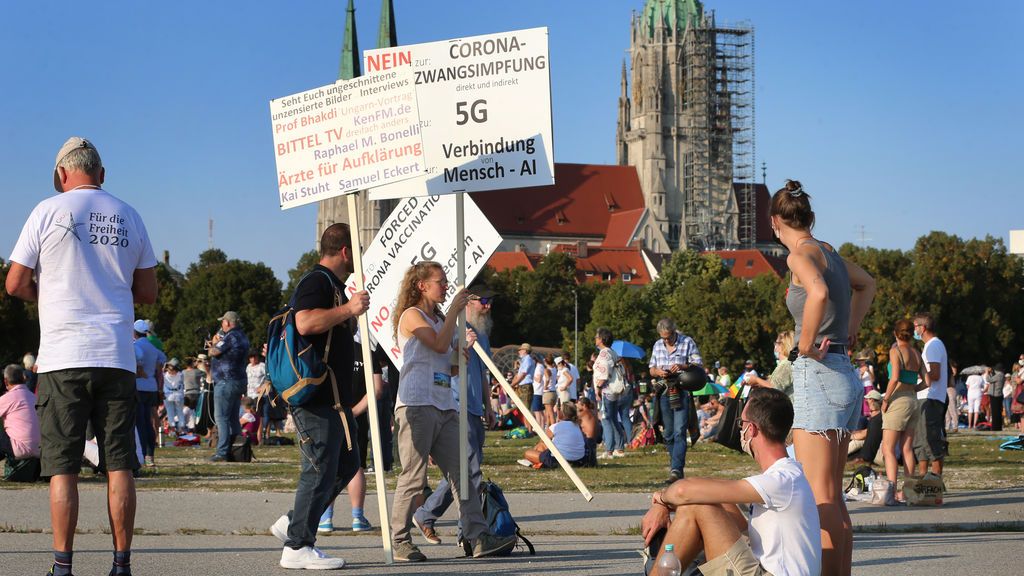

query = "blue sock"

[51,551,72,576]
[351,507,364,519]
[112,550,131,575]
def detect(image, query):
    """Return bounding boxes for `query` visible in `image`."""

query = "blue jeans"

[660,393,689,474]
[135,391,159,459]
[213,378,246,458]
[285,403,361,549]
[602,391,632,452]
[414,416,485,540]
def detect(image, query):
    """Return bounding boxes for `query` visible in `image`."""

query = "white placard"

[362,27,554,200]
[270,67,424,209]
[343,194,502,369]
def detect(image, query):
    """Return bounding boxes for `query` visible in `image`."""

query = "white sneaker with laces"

[280,546,346,570]
[271,514,289,543]
[516,458,533,467]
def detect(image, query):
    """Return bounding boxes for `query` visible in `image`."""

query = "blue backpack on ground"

[480,479,534,556]
[266,270,340,406]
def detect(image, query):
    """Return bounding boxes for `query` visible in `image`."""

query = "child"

[520,402,587,468]
[240,397,260,445]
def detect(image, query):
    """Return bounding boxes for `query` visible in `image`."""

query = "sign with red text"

[270,67,424,209]
[343,194,501,369]
[363,27,553,200]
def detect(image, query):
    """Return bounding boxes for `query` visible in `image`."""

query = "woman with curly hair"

[387,261,515,562]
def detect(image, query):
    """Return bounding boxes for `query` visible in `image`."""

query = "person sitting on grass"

[520,402,587,468]
[239,396,259,445]
[576,397,602,466]
[641,387,822,576]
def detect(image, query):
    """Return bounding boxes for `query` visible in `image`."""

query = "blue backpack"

[480,480,534,556]
[266,270,340,407]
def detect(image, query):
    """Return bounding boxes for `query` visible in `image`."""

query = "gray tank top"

[785,239,852,346]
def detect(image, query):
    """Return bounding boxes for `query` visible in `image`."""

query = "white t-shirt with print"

[918,337,948,402]
[743,457,822,576]
[10,188,157,373]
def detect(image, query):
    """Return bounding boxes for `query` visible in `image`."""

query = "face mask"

[740,423,754,458]
[913,332,923,341]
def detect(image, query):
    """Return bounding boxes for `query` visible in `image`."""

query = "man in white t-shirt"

[641,387,821,576]
[913,312,948,476]
[6,137,157,576]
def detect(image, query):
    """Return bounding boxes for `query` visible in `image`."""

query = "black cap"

[467,283,495,298]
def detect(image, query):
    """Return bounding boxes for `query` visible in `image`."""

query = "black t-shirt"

[292,265,355,407]
[351,342,386,406]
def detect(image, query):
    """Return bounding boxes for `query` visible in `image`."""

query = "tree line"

[1,231,1021,373]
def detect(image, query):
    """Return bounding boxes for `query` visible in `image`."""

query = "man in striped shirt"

[648,318,702,484]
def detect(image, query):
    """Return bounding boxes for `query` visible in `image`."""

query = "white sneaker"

[516,458,533,467]
[280,545,345,570]
[612,450,626,458]
[271,514,290,542]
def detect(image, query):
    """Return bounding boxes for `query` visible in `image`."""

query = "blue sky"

[3,1,1022,281]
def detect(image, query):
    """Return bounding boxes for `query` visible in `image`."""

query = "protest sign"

[343,194,501,369]
[270,67,424,209]
[362,27,554,200]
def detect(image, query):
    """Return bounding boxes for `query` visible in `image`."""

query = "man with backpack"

[269,223,370,570]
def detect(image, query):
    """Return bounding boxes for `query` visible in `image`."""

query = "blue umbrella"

[611,340,645,359]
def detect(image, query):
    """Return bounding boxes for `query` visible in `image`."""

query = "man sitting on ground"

[520,403,587,468]
[698,395,724,441]
[0,364,41,464]
[849,390,884,466]
[576,397,601,466]
[641,387,821,576]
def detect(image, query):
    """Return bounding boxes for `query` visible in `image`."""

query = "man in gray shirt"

[986,364,1005,431]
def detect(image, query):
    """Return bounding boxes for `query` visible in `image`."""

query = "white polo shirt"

[10,188,157,373]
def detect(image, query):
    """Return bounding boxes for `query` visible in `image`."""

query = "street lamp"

[573,288,579,369]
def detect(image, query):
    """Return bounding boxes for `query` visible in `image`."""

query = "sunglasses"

[470,296,493,305]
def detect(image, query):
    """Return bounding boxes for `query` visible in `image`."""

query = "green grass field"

[5,429,1016,494]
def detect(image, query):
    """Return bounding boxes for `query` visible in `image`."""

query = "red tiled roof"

[602,208,644,247]
[558,246,651,286]
[485,251,537,273]
[471,163,645,238]
[710,249,787,280]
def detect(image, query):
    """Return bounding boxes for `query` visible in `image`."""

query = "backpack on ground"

[266,270,340,407]
[228,435,254,463]
[479,480,534,556]
[3,457,41,483]
[504,426,530,440]
[844,464,875,495]
[262,435,295,446]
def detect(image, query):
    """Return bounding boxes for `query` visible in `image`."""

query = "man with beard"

[268,223,370,569]
[413,283,496,549]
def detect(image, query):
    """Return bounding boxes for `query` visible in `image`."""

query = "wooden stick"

[456,192,469,499]
[346,192,394,564]
[472,341,594,501]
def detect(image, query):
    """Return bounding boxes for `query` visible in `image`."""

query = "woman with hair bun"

[770,180,876,576]
[880,319,928,501]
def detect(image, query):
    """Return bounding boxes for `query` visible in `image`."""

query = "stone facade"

[617,0,741,251]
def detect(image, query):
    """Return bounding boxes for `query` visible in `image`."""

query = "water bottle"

[656,543,682,576]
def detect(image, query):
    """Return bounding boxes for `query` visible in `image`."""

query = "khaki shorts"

[37,368,138,476]
[542,391,557,406]
[698,538,773,576]
[882,390,919,432]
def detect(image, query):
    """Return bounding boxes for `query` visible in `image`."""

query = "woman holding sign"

[388,261,517,562]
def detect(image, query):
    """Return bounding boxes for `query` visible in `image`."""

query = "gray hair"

[58,146,103,175]
[656,318,676,334]
[4,364,26,385]
[22,353,36,369]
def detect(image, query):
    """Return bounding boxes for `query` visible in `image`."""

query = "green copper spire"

[377,0,397,48]
[339,0,361,80]
[644,0,703,36]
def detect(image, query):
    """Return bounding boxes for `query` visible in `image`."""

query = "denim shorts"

[531,394,544,412]
[791,353,862,433]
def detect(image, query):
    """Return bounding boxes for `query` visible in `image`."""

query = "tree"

[168,257,282,359]
[284,250,320,297]
[578,281,652,366]
[485,253,581,348]
[134,262,183,349]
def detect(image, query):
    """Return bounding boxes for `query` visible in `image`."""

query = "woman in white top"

[388,261,515,562]
[162,359,186,434]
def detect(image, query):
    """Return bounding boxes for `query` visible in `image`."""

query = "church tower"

[618,0,753,251]
[316,0,400,249]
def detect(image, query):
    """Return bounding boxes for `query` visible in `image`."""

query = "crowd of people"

[4,137,1024,576]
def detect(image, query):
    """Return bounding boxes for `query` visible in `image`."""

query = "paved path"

[1,486,1021,574]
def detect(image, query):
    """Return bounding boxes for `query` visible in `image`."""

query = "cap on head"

[745,359,754,366]
[133,319,151,334]
[519,343,532,353]
[219,311,241,324]
[166,358,181,368]
[196,353,209,362]
[554,356,564,365]
[865,390,883,402]
[53,137,100,192]
[467,283,495,299]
